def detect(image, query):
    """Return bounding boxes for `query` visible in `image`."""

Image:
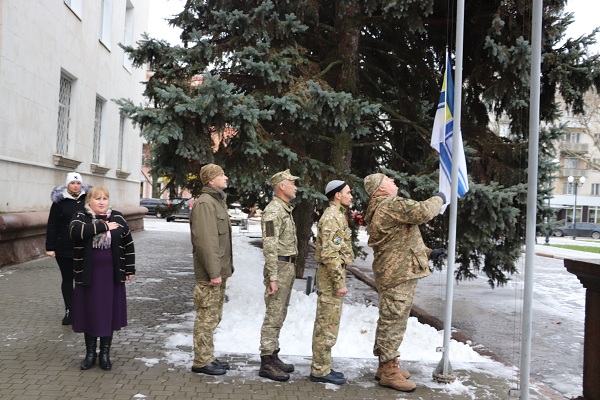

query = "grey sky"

[147,1,599,52]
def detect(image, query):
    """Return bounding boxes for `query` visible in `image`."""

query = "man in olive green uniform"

[190,164,234,376]
[258,169,299,382]
[363,173,446,392]
[309,180,355,385]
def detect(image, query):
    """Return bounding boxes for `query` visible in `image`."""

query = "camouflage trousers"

[259,260,295,356]
[310,266,344,377]
[192,279,227,368]
[373,278,418,362]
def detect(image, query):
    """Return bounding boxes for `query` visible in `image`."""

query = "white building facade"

[490,91,600,226]
[550,91,600,225]
[0,0,149,265]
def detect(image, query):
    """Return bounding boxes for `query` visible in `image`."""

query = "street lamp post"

[568,175,586,240]
[545,158,561,245]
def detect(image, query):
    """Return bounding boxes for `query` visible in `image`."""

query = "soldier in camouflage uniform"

[309,180,355,385]
[363,173,446,392]
[190,164,234,376]
[258,169,299,382]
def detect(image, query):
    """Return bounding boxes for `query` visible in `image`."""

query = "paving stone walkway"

[0,221,564,399]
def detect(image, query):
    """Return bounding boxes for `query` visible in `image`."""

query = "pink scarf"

[85,205,112,249]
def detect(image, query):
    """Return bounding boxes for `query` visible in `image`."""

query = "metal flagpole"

[518,0,543,398]
[432,0,464,383]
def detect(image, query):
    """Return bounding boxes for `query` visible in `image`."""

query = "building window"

[64,0,83,18]
[100,0,113,49]
[592,183,600,196]
[564,157,579,170]
[563,182,574,195]
[590,207,598,223]
[93,97,105,163]
[56,73,73,156]
[123,1,134,70]
[565,132,580,143]
[118,115,125,170]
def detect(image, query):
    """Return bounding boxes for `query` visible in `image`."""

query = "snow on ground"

[145,219,494,369]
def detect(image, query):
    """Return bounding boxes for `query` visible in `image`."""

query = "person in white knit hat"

[309,180,354,385]
[45,172,90,325]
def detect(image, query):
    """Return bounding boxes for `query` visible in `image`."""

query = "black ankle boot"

[61,309,71,325]
[99,335,113,371]
[80,333,97,370]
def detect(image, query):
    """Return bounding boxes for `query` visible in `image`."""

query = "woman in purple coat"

[69,186,135,370]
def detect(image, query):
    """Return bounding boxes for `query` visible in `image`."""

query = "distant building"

[550,90,600,224]
[0,0,149,266]
[488,90,600,225]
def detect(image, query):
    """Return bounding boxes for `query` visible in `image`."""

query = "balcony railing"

[559,168,588,178]
[560,142,589,154]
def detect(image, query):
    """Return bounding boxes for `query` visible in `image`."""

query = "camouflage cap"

[270,169,299,186]
[363,173,385,197]
[200,164,224,185]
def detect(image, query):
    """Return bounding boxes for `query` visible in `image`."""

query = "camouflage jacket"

[315,203,355,291]
[261,196,298,282]
[364,194,443,291]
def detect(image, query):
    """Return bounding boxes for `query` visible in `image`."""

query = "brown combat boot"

[379,357,416,392]
[375,360,411,380]
[259,355,290,382]
[272,349,295,373]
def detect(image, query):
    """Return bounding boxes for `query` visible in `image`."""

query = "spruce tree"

[118,0,600,286]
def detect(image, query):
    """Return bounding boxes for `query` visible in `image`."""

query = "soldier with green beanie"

[363,173,446,392]
[258,169,299,382]
[309,180,355,385]
[190,164,234,376]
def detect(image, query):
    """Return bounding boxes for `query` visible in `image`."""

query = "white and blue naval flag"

[430,55,469,214]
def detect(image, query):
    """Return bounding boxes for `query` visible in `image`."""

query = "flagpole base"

[432,358,457,383]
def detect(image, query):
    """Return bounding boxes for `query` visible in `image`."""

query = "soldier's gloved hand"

[433,192,447,204]
[430,248,447,260]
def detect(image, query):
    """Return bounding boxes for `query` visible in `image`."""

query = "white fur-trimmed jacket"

[45,185,91,258]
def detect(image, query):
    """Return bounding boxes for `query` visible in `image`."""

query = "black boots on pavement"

[61,308,71,325]
[191,360,227,375]
[80,333,97,370]
[309,370,347,385]
[99,335,113,370]
[259,350,294,382]
[81,334,113,371]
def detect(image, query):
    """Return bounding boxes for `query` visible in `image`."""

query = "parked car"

[164,198,193,222]
[227,203,248,226]
[553,222,600,239]
[140,198,168,217]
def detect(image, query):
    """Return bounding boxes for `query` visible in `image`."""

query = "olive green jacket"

[190,186,234,282]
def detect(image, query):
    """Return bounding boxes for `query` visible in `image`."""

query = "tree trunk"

[294,2,360,279]
[332,0,359,172]
[293,199,316,279]
[151,170,161,198]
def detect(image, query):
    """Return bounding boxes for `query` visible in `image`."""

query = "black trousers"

[55,256,74,309]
